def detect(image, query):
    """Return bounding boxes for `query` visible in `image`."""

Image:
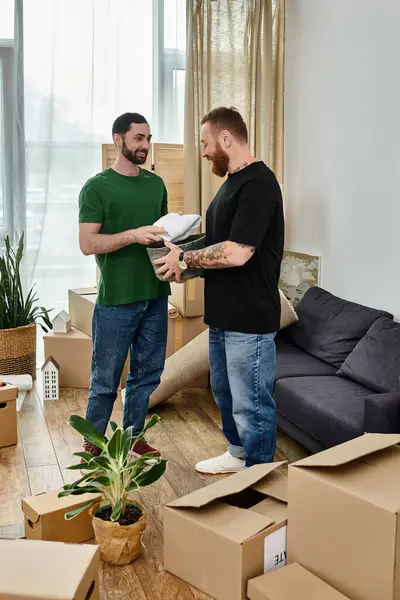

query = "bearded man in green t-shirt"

[78,112,169,459]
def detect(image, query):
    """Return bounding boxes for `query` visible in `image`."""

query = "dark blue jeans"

[209,327,277,467]
[85,297,168,436]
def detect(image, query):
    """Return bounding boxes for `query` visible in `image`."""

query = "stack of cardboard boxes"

[163,433,400,600]
[43,277,208,390]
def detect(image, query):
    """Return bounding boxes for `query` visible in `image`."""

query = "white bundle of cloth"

[153,213,201,243]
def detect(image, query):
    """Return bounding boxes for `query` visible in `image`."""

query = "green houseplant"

[0,233,52,379]
[59,413,168,566]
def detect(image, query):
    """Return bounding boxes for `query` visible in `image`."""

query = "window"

[0,0,14,241]
[12,0,187,316]
[0,0,14,40]
[153,0,186,143]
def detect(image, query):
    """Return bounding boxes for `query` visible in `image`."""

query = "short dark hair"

[112,112,148,136]
[201,106,248,143]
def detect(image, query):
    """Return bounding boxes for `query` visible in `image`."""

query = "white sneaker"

[195,451,246,474]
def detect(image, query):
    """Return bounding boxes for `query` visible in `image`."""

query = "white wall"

[284,0,400,319]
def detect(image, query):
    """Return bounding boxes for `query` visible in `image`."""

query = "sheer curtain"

[22,0,185,315]
[184,0,285,218]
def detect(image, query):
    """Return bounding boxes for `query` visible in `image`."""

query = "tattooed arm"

[183,241,255,269]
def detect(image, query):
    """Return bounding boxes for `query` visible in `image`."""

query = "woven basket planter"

[147,234,206,282]
[0,323,37,380]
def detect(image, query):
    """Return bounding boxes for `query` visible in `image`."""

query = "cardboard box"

[288,433,400,600]
[22,488,101,543]
[169,278,204,317]
[248,562,351,600]
[166,314,207,359]
[44,327,128,389]
[68,287,97,338]
[0,383,17,448]
[0,539,100,600]
[164,462,288,600]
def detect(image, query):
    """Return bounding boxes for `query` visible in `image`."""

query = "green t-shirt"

[79,168,171,306]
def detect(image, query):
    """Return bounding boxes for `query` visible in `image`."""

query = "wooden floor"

[0,378,306,600]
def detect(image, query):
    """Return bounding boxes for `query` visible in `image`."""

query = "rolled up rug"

[147,234,206,283]
[149,329,209,408]
[168,303,180,319]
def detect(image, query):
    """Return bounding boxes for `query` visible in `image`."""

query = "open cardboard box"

[22,488,101,543]
[288,433,400,600]
[0,539,100,600]
[0,383,18,448]
[248,562,351,600]
[164,462,288,600]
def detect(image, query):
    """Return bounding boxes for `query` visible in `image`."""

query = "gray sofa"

[274,286,400,453]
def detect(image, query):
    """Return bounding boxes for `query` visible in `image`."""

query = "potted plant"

[0,233,52,379]
[59,413,168,566]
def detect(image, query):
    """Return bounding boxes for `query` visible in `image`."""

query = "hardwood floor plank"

[18,388,58,470]
[0,492,25,527]
[27,465,64,496]
[100,562,147,600]
[0,439,31,498]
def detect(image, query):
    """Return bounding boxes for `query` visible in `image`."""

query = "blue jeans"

[209,327,277,467]
[85,297,168,436]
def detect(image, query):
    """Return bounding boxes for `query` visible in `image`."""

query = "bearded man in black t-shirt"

[155,107,284,472]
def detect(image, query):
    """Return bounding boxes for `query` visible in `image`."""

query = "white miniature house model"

[52,310,71,334]
[42,356,60,401]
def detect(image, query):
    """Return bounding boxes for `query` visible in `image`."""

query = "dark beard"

[122,140,148,165]
[209,144,229,178]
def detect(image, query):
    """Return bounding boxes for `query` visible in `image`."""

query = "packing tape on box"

[174,317,183,353]
[187,279,196,302]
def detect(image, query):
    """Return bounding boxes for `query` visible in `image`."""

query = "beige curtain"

[184,0,285,220]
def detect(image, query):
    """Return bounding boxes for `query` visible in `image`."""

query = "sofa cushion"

[337,317,400,393]
[275,339,336,380]
[282,286,393,369]
[274,376,371,448]
[279,290,298,330]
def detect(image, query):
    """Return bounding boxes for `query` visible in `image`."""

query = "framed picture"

[279,250,321,306]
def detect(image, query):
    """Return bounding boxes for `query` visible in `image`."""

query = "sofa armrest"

[364,392,400,433]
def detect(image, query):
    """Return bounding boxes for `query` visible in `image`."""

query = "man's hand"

[154,240,184,282]
[132,226,167,245]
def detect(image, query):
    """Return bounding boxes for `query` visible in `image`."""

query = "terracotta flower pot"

[89,503,147,566]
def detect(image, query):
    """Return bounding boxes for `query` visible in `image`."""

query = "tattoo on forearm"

[184,242,256,269]
[237,243,256,253]
[185,243,230,269]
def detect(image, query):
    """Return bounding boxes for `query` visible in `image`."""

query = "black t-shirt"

[204,161,284,334]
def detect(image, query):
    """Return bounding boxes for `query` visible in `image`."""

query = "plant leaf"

[88,456,112,471]
[72,451,94,462]
[135,459,168,487]
[64,487,101,496]
[87,476,110,486]
[65,499,99,520]
[67,415,107,451]
[110,498,123,522]
[133,414,160,442]
[67,463,95,471]
[125,480,139,493]
[109,421,119,433]
[121,426,133,462]
[107,427,122,459]
[122,453,157,473]
[59,471,98,492]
